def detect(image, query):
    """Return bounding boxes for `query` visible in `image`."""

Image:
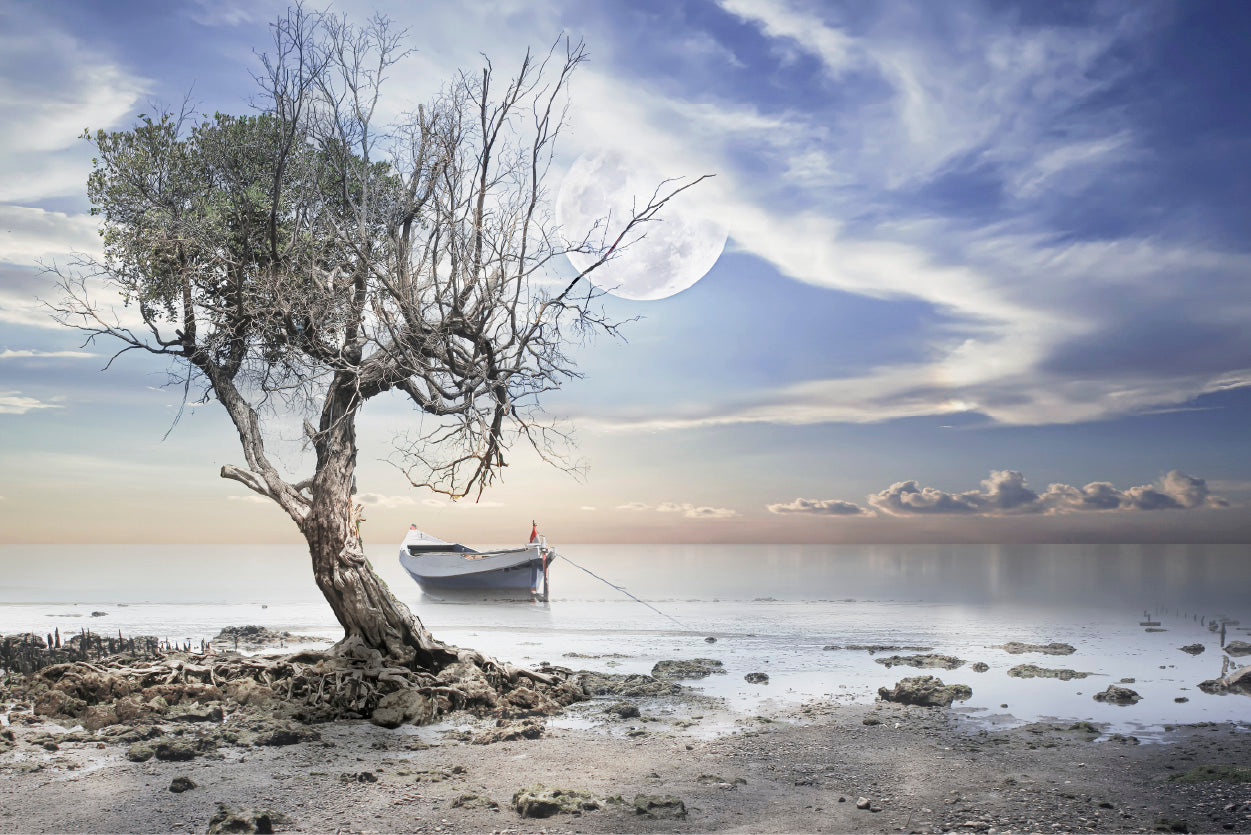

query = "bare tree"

[52,7,704,671]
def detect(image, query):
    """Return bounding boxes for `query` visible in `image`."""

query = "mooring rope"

[553,551,686,630]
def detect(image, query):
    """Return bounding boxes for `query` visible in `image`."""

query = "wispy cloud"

[766,498,872,517]
[557,2,1251,433]
[0,9,148,202]
[717,0,1143,191]
[717,0,856,76]
[357,492,503,510]
[866,470,1229,517]
[0,206,102,266]
[578,361,1251,432]
[226,494,270,505]
[0,349,94,360]
[0,392,61,415]
[184,0,273,27]
[616,501,739,520]
[357,492,418,509]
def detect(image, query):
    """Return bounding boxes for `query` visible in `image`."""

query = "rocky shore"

[2,631,1251,833]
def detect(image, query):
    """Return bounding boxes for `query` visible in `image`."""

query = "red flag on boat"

[410,523,418,530]
[529,521,538,543]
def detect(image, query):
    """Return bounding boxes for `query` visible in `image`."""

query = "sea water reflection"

[1,543,1247,736]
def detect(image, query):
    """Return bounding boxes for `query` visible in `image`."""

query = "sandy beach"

[3,640,1250,834]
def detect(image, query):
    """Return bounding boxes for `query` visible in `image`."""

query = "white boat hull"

[397,528,552,592]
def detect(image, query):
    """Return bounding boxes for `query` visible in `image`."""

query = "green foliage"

[84,108,403,374]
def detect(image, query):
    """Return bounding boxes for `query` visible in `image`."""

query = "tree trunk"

[303,387,457,671]
[304,503,455,670]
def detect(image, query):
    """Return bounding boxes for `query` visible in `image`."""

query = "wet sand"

[3,695,1250,833]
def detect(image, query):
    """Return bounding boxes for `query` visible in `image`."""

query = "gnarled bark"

[305,512,451,669]
[300,380,457,670]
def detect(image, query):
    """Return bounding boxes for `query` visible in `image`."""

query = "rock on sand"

[874,654,965,670]
[1093,685,1142,705]
[511,784,599,818]
[994,641,1076,655]
[1007,664,1090,681]
[878,675,972,707]
[651,658,726,680]
[206,803,288,834]
[634,794,687,820]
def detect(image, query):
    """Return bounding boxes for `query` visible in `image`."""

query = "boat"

[398,522,554,598]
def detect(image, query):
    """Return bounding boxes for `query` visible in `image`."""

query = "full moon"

[555,150,727,301]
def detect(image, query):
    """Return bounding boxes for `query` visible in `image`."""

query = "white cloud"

[0,206,102,266]
[867,470,1229,517]
[0,392,61,415]
[766,498,872,517]
[549,2,1251,433]
[358,492,417,509]
[0,266,58,330]
[358,492,503,510]
[5,0,1241,448]
[0,349,94,360]
[717,0,856,76]
[0,10,149,202]
[620,501,739,520]
[226,494,271,505]
[0,188,111,336]
[717,0,1140,191]
[184,0,275,27]
[685,506,739,520]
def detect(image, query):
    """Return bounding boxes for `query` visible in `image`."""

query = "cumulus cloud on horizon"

[768,470,1230,519]
[766,497,873,517]
[867,470,1229,517]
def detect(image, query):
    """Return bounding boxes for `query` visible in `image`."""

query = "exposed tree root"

[5,636,585,731]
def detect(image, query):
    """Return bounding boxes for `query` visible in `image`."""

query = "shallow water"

[1,542,1248,738]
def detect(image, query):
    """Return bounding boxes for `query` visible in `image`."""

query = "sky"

[1,0,1250,545]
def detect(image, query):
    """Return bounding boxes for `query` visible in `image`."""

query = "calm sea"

[1,543,1248,738]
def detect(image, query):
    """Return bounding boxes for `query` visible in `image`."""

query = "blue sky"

[1,0,1249,544]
